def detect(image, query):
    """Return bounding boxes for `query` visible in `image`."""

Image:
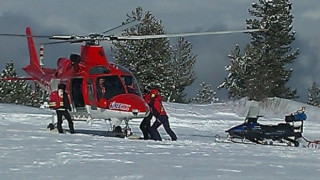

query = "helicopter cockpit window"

[89,66,110,75]
[122,76,142,96]
[96,75,125,100]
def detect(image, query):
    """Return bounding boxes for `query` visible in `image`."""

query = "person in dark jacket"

[149,88,177,141]
[50,83,74,134]
[139,91,153,140]
[97,78,107,100]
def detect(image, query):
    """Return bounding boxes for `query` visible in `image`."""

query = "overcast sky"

[0,0,319,102]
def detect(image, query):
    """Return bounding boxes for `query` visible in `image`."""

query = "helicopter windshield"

[122,75,141,96]
[96,75,125,100]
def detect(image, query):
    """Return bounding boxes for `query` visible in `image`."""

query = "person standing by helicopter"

[149,88,177,141]
[139,89,153,140]
[49,83,75,134]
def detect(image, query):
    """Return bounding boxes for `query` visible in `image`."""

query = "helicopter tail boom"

[23,27,54,92]
[26,27,42,70]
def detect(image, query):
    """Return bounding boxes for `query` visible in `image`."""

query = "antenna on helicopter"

[39,43,44,67]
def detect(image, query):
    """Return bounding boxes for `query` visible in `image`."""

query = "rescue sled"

[225,106,306,147]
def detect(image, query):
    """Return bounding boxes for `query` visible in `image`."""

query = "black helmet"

[58,83,66,91]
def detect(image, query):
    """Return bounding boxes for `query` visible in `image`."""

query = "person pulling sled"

[149,88,177,141]
[139,90,153,140]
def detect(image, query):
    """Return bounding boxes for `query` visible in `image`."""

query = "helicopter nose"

[109,94,149,115]
[131,97,149,116]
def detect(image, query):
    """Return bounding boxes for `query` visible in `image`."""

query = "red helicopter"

[1,21,264,137]
[25,22,150,136]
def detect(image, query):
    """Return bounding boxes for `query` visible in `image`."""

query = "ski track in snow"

[0,99,320,180]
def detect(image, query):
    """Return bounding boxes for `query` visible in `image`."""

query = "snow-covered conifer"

[307,82,320,106]
[0,61,34,105]
[0,61,18,103]
[220,0,298,101]
[246,0,298,100]
[112,7,172,100]
[168,37,196,103]
[31,83,49,107]
[218,44,247,100]
[193,82,218,104]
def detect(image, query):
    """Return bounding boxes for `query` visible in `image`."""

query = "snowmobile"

[225,106,306,147]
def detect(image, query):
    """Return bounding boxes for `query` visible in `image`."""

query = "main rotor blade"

[43,41,73,45]
[0,33,51,38]
[45,35,91,44]
[43,39,88,45]
[102,20,140,35]
[115,29,267,40]
[49,35,76,40]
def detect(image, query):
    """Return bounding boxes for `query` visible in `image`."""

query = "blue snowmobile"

[225,106,306,147]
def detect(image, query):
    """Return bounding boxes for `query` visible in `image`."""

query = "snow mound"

[227,97,320,123]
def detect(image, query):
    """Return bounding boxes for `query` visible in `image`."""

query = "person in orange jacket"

[149,88,177,141]
[139,90,153,140]
[49,83,74,134]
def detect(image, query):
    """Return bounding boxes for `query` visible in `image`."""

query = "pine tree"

[0,61,18,103]
[14,80,34,105]
[220,0,299,101]
[218,44,247,99]
[243,44,271,101]
[32,83,49,107]
[193,82,218,104]
[246,0,299,100]
[307,82,320,106]
[0,61,33,105]
[168,37,196,103]
[112,7,173,100]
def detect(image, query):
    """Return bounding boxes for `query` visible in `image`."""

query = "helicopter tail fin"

[25,27,42,70]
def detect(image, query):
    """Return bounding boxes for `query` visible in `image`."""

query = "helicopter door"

[86,78,97,110]
[71,78,85,110]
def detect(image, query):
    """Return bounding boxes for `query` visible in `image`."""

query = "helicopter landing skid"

[105,126,134,138]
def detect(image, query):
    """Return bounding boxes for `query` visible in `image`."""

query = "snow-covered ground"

[0,98,319,180]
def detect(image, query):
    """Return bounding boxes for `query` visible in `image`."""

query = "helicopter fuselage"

[23,27,149,131]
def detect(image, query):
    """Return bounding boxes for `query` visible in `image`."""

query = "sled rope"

[301,136,320,148]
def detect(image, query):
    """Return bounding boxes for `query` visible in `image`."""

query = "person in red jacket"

[149,88,177,141]
[49,83,74,134]
[139,90,153,139]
